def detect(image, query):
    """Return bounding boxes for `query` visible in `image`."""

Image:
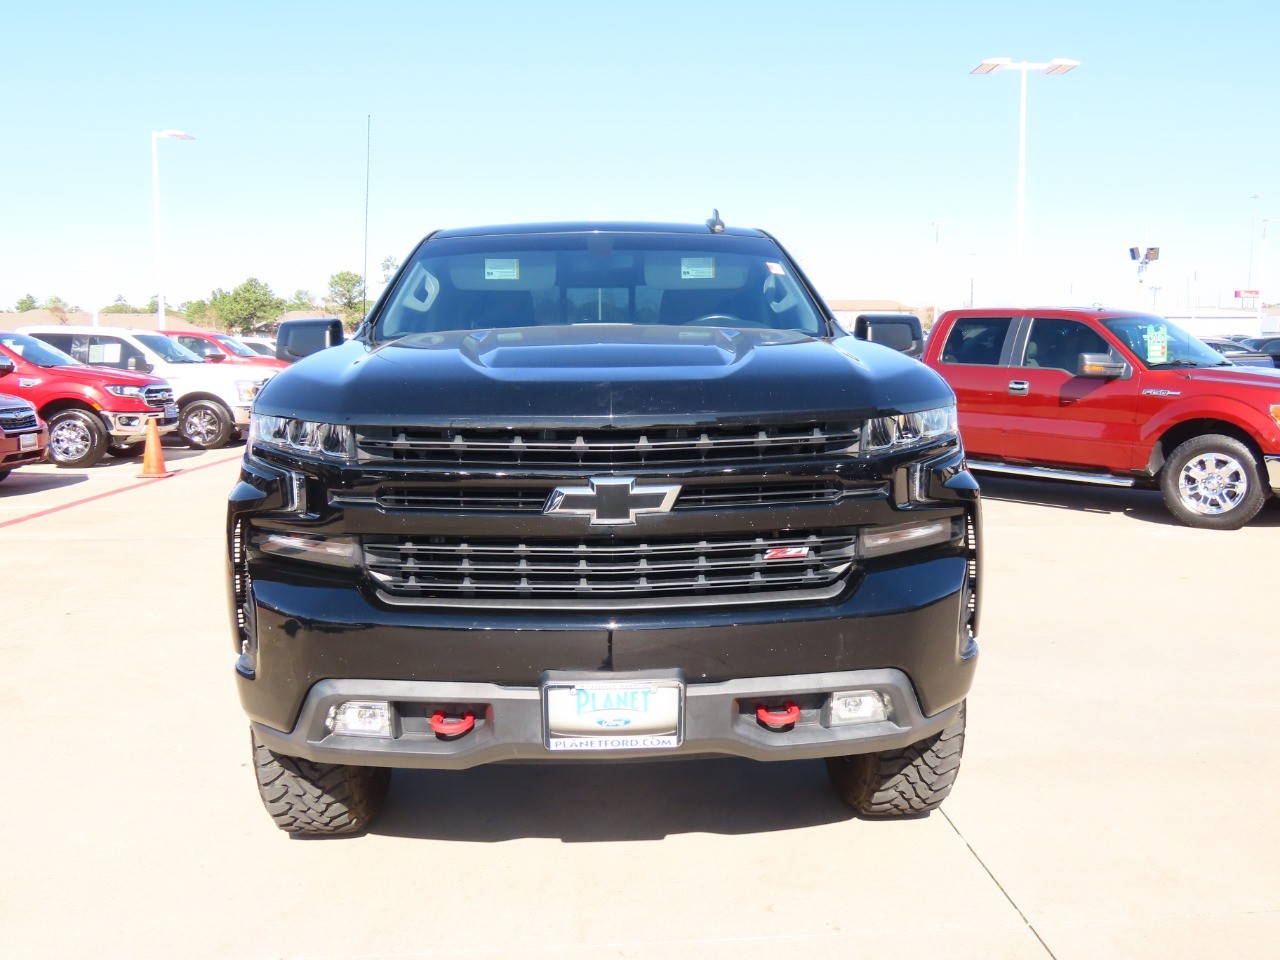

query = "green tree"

[326,271,366,329]
[212,278,285,334]
[43,296,77,323]
[286,289,317,311]
[101,294,137,315]
[14,294,38,312]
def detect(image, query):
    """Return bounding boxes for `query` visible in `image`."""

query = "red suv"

[0,331,177,468]
[925,307,1280,529]
[160,330,288,369]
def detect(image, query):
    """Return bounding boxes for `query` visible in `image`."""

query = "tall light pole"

[971,57,1080,303]
[152,129,194,329]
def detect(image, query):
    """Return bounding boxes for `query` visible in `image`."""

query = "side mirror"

[0,357,13,377]
[853,313,924,358]
[203,352,226,363]
[1078,353,1127,379]
[277,317,345,361]
[126,357,154,374]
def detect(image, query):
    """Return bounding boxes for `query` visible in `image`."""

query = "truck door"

[1001,316,1138,471]
[932,315,1015,458]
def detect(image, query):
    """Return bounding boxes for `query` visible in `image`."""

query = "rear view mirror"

[853,313,924,358]
[1078,353,1128,379]
[0,357,13,377]
[276,317,346,361]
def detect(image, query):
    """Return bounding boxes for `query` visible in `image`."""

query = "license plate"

[20,433,38,451]
[544,678,683,752]
[164,403,177,419]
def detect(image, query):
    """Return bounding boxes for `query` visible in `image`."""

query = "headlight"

[250,414,355,462]
[235,379,268,403]
[105,384,146,399]
[861,403,958,454]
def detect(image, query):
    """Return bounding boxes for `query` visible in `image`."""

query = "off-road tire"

[107,441,147,459]
[47,408,109,468]
[1160,434,1265,530]
[826,701,966,816]
[251,729,391,835]
[179,399,233,449]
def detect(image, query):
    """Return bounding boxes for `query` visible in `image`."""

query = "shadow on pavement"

[372,756,854,842]
[0,470,88,495]
[976,474,1280,528]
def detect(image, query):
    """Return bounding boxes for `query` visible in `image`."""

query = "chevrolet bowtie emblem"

[544,477,681,525]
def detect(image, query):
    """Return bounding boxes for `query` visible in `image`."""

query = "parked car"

[0,331,177,466]
[21,325,273,449]
[160,329,288,370]
[1240,336,1280,367]
[925,307,1280,529]
[1198,336,1275,367]
[237,336,277,358]
[0,393,48,482]
[231,220,980,834]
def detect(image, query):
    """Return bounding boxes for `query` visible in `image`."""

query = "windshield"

[0,331,82,368]
[1102,316,1228,369]
[134,332,204,363]
[373,232,827,340]
[242,341,274,356]
[212,334,259,358]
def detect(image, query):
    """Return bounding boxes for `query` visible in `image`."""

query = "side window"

[940,317,1011,365]
[86,336,127,369]
[178,335,206,354]
[34,333,78,359]
[1021,319,1112,372]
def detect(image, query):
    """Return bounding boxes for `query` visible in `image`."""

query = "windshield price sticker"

[766,261,786,275]
[680,257,716,280]
[1145,324,1169,364]
[484,258,520,281]
[544,679,682,751]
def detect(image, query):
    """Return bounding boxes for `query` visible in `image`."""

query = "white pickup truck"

[21,325,276,448]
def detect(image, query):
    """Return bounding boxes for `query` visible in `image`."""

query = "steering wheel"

[684,314,744,327]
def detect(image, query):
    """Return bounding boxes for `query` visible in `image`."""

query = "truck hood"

[35,364,166,388]
[1171,365,1280,389]
[255,325,955,426]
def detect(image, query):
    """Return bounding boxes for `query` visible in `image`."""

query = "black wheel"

[46,408,109,468]
[0,468,10,483]
[179,400,233,449]
[107,441,147,459]
[1159,434,1265,530]
[826,702,966,816]
[251,729,390,835]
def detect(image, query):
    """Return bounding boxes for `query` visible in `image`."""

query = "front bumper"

[102,409,178,441]
[250,668,961,769]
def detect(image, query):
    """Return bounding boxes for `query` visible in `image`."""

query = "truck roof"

[430,221,767,240]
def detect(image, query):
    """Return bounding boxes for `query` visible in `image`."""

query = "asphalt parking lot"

[2,449,1277,960]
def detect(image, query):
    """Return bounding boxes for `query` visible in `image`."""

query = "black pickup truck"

[228,220,980,834]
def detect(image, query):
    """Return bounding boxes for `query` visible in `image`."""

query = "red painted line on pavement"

[0,453,242,530]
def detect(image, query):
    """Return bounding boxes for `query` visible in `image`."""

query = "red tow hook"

[430,710,476,738]
[756,702,801,729]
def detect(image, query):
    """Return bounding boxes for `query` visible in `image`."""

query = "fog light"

[829,690,888,725]
[861,519,953,557]
[326,700,392,738]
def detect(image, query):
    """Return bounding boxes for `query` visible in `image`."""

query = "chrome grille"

[0,406,38,433]
[354,422,861,468]
[363,529,857,607]
[143,386,174,407]
[367,480,857,514]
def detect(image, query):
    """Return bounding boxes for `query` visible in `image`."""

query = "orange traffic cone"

[137,418,174,479]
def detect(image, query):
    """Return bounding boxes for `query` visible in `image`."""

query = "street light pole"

[151,129,194,329]
[972,57,1080,304]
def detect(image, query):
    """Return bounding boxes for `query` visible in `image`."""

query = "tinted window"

[0,332,80,367]
[940,317,1011,365]
[1021,318,1112,371]
[374,233,826,340]
[1102,316,1226,369]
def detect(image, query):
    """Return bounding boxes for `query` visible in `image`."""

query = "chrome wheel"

[1177,451,1249,515]
[50,418,92,462]
[183,407,220,445]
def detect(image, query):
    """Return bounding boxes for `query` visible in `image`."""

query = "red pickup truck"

[0,331,177,468]
[924,307,1280,529]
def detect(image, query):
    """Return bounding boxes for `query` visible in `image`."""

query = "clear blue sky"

[3,0,1277,315]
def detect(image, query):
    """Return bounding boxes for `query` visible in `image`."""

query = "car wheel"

[0,468,10,483]
[1160,434,1265,530]
[251,729,390,835]
[826,701,965,816]
[107,441,147,459]
[47,408,109,468]
[179,400,233,449]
